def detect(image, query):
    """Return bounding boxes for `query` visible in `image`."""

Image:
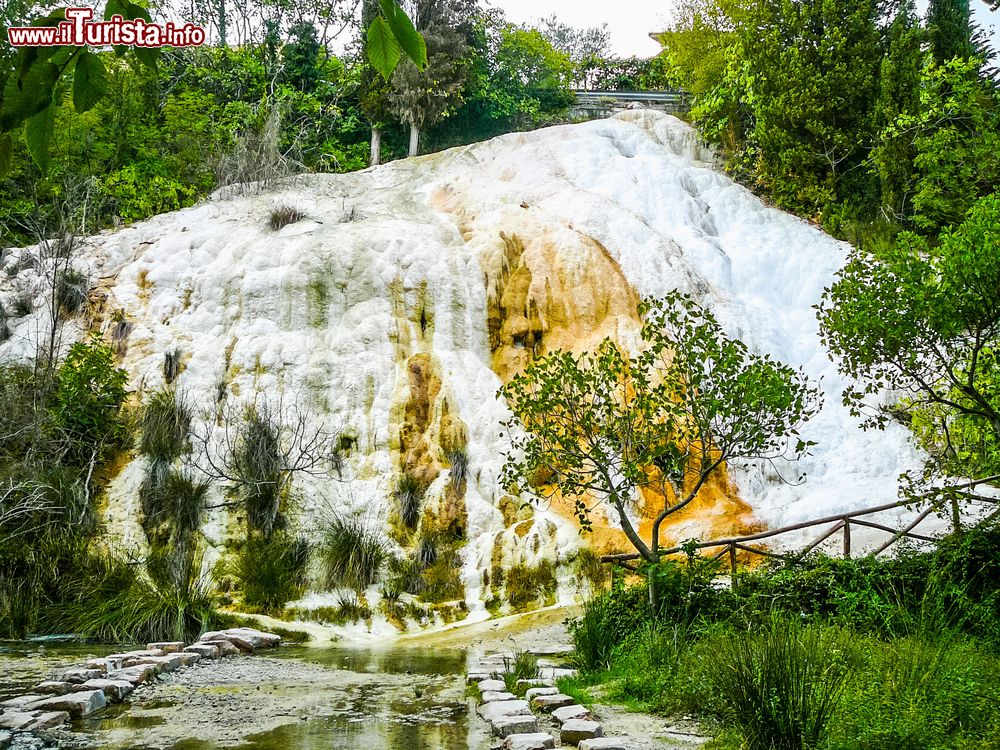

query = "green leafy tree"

[818,193,1000,492]
[871,0,924,220]
[283,21,322,93]
[926,0,976,64]
[501,293,820,611]
[389,24,469,156]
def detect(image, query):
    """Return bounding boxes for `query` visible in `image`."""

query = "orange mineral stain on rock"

[431,198,763,555]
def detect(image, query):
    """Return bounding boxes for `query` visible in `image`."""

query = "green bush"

[230,405,284,537]
[319,515,388,590]
[140,466,210,545]
[230,533,310,613]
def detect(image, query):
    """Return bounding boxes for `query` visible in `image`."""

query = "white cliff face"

[0,112,923,618]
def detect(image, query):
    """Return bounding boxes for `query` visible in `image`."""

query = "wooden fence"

[600,475,1000,575]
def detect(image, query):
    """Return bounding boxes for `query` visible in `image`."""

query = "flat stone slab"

[481,691,517,703]
[200,639,241,657]
[58,668,103,684]
[26,689,106,718]
[491,714,539,738]
[561,719,604,743]
[466,672,491,684]
[477,699,532,723]
[525,686,560,701]
[516,678,554,688]
[0,711,37,730]
[527,644,574,656]
[199,627,280,652]
[552,704,594,724]
[540,667,578,680]
[80,678,134,702]
[122,653,185,673]
[176,652,201,667]
[503,733,555,750]
[183,643,219,659]
[147,641,185,653]
[1,695,44,709]
[579,739,630,750]
[106,649,164,661]
[24,711,71,731]
[35,681,75,695]
[476,678,506,693]
[107,664,156,686]
[531,693,575,711]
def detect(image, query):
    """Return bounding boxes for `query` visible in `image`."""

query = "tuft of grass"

[709,618,849,750]
[232,405,284,536]
[387,555,426,596]
[56,268,88,313]
[420,544,464,603]
[492,646,540,694]
[414,533,439,568]
[319,515,388,590]
[11,293,32,317]
[568,595,619,672]
[229,533,310,614]
[139,388,192,461]
[268,204,306,231]
[140,467,210,540]
[500,561,557,611]
[395,473,422,529]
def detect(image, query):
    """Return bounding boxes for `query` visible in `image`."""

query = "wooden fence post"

[843,520,852,560]
[729,544,738,591]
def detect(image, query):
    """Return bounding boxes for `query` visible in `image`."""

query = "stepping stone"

[482,691,517,703]
[527,644,574,656]
[561,719,604,744]
[200,639,240,657]
[107,665,156,686]
[552,704,593,724]
[86,657,120,672]
[491,714,539,738]
[0,711,37,730]
[477,699,532,723]
[477,679,507,693]
[531,693,575,711]
[24,711,70,731]
[503,733,555,750]
[466,672,490,684]
[1,695,44,709]
[59,668,103,684]
[579,739,630,750]
[122,653,185,673]
[184,643,220,659]
[176,652,201,667]
[147,641,185,653]
[35,681,75,696]
[525,686,560,701]
[540,667,577,680]
[80,678,134,702]
[516,678,554,689]
[0,729,12,750]
[106,649,164,661]
[26,689,107,718]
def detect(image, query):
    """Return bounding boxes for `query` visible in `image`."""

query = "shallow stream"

[1,640,489,749]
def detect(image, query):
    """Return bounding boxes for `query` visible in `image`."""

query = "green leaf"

[104,0,126,20]
[0,134,12,179]
[134,46,160,69]
[367,16,402,81]
[73,51,108,113]
[0,61,59,132]
[25,104,56,174]
[378,0,427,70]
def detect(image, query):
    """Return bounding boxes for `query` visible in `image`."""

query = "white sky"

[493,0,998,58]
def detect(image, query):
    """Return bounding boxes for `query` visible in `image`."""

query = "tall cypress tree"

[926,0,975,64]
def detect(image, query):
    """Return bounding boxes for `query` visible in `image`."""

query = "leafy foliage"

[502,292,820,567]
[229,533,311,613]
[319,515,388,589]
[818,194,1000,485]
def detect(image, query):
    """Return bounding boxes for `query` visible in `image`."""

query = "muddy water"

[0,642,490,750]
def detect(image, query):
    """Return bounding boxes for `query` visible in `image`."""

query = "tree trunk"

[370,128,382,167]
[648,572,660,621]
[408,124,420,157]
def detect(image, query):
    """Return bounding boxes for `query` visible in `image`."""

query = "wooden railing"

[600,477,1000,574]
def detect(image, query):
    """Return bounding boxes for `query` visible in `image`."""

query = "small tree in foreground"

[501,292,821,612]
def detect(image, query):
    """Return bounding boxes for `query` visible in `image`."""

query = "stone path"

[0,627,282,747]
[468,649,631,750]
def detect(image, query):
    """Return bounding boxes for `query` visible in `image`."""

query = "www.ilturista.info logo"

[6,7,206,48]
